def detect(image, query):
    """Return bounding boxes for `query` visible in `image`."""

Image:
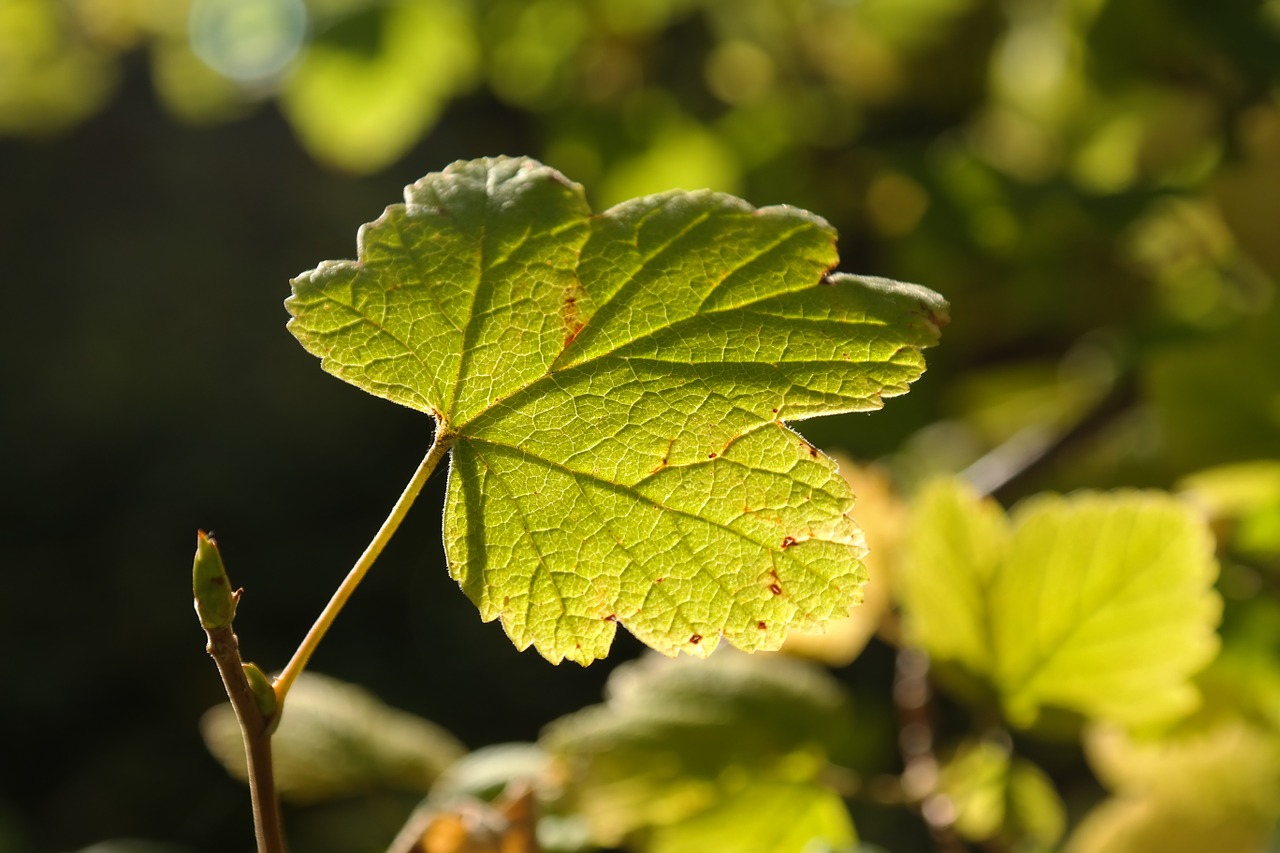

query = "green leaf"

[541,651,859,847]
[279,0,479,173]
[1066,720,1280,853]
[993,491,1221,727]
[896,479,1010,680]
[287,156,947,664]
[1179,460,1280,562]
[201,672,465,803]
[646,780,857,853]
[898,481,1221,727]
[935,737,1065,850]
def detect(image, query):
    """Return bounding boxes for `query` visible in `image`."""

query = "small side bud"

[242,662,279,722]
[193,531,237,630]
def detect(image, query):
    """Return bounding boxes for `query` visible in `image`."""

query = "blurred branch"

[962,371,1139,500]
[893,647,966,853]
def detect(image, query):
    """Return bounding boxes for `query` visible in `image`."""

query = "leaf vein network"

[463,434,802,560]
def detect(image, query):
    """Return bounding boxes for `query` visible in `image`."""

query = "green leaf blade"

[287,157,591,421]
[993,491,1222,727]
[897,478,1011,679]
[900,483,1222,728]
[289,156,947,664]
[542,652,859,847]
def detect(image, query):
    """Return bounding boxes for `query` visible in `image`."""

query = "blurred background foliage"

[2,0,1279,850]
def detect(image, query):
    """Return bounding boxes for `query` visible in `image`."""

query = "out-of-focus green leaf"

[428,743,550,805]
[598,109,743,206]
[423,743,594,853]
[935,737,1064,850]
[288,156,946,664]
[541,651,858,847]
[201,672,465,803]
[993,491,1221,727]
[1145,302,1280,472]
[1126,197,1270,330]
[646,780,857,853]
[1067,720,1280,853]
[483,0,588,108]
[896,478,1009,679]
[898,481,1221,727]
[0,0,118,133]
[1197,596,1280,733]
[279,0,478,173]
[150,37,255,125]
[1180,460,1280,562]
[1005,757,1066,851]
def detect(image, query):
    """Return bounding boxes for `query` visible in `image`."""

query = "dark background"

[3,0,1279,850]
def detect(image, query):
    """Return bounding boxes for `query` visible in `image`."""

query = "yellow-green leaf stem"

[273,431,453,701]
[288,156,947,664]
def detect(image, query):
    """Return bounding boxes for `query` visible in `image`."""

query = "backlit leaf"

[899,481,1221,727]
[287,156,947,663]
[896,478,1009,679]
[646,780,857,853]
[202,672,465,803]
[1066,720,1280,853]
[541,651,859,846]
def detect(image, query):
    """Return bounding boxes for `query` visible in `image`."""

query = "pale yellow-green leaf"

[542,651,858,847]
[992,492,1221,727]
[279,0,478,173]
[935,738,1064,850]
[646,780,857,853]
[898,484,1221,728]
[202,672,465,803]
[1067,720,1280,853]
[896,478,1009,678]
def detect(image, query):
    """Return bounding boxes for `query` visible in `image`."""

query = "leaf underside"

[287,156,947,664]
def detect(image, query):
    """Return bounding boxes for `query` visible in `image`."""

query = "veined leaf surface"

[287,156,947,663]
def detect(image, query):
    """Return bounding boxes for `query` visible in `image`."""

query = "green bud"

[193,530,237,630]
[243,662,279,721]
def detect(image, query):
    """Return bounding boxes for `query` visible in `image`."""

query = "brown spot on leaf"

[772,407,779,414]
[562,285,586,348]
[757,621,767,630]
[781,536,797,549]
[769,583,783,596]
[603,614,617,622]
[655,577,665,584]
[708,452,718,459]
[689,634,703,645]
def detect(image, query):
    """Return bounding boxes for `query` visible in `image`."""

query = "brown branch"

[893,647,965,853]
[195,532,287,853]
